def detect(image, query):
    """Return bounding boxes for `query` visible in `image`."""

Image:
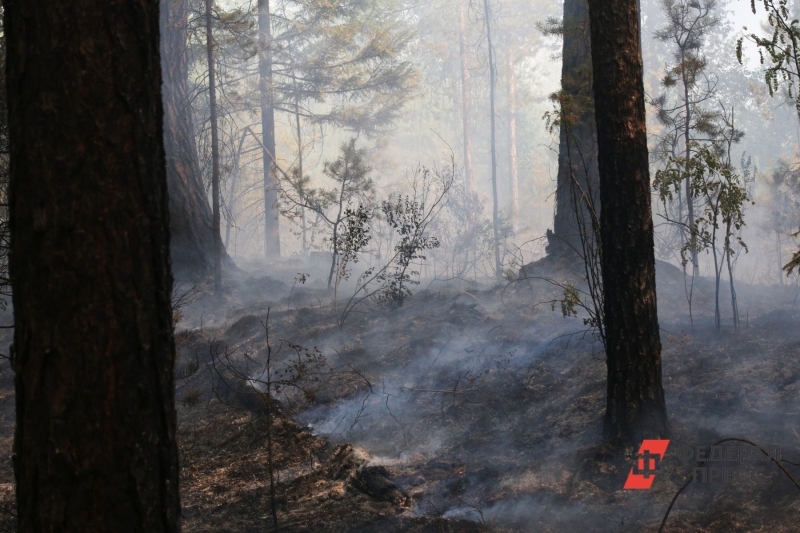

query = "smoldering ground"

[168,255,800,532]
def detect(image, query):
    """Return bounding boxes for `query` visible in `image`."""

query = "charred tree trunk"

[206,0,223,293]
[551,0,600,255]
[458,3,475,193]
[6,1,180,530]
[587,0,669,446]
[483,0,503,282]
[507,49,519,228]
[161,0,218,281]
[259,0,281,258]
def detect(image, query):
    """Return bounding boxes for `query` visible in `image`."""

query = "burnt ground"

[0,255,799,531]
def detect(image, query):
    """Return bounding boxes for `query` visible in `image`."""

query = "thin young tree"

[6,0,180,529]
[507,49,519,228]
[459,1,475,193]
[588,0,670,445]
[483,0,503,281]
[206,0,223,292]
[651,0,721,278]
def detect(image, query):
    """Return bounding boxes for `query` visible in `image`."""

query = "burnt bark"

[6,0,180,530]
[587,0,669,446]
[551,0,600,255]
[259,0,281,257]
[161,0,218,281]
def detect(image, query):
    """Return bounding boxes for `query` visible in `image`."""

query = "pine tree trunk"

[587,0,669,446]
[161,0,218,281]
[6,1,181,530]
[551,0,600,255]
[206,0,223,293]
[259,0,281,258]
[683,64,700,278]
[458,3,474,193]
[225,129,249,252]
[483,0,502,282]
[507,50,519,228]
[295,103,308,256]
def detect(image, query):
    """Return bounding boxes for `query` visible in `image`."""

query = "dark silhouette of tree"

[0,9,9,310]
[543,0,600,256]
[161,0,220,282]
[6,0,181,529]
[587,0,670,446]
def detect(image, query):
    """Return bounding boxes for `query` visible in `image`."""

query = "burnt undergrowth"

[0,258,797,531]
[159,254,800,532]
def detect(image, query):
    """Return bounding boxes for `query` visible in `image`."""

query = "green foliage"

[737,0,800,121]
[654,143,751,266]
[738,0,800,274]
[649,0,722,166]
[271,0,418,134]
[374,189,441,309]
[335,204,372,283]
[190,0,418,137]
[552,284,580,318]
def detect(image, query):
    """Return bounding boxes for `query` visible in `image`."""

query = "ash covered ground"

[1,255,800,532]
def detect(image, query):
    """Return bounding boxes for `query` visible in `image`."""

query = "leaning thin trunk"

[225,128,249,252]
[458,2,474,192]
[483,0,502,282]
[264,324,279,531]
[711,218,721,331]
[328,178,348,290]
[776,221,784,285]
[259,0,281,257]
[725,220,739,330]
[295,101,308,255]
[508,49,519,229]
[206,0,222,293]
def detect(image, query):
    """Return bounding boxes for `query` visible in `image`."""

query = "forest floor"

[0,253,799,532]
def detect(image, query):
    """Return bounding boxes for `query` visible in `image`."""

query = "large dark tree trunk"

[161,0,218,281]
[551,0,600,255]
[6,0,181,530]
[259,0,281,257]
[587,0,669,446]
